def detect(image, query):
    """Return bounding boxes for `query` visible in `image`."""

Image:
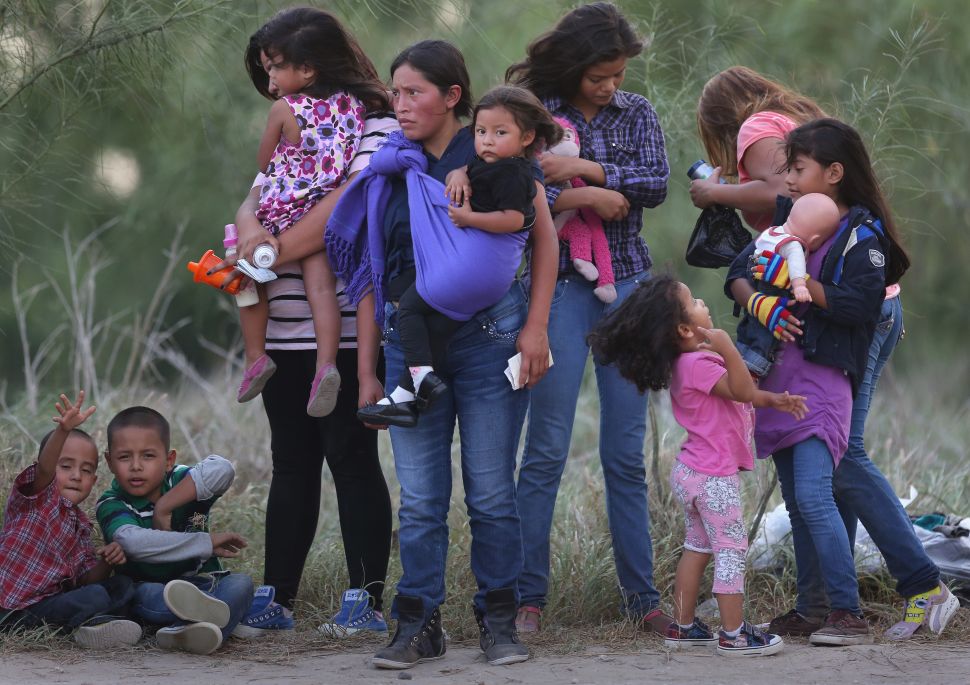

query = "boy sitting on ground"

[96,406,253,655]
[0,391,141,649]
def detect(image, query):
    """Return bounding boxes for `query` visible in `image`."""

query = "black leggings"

[396,284,462,390]
[262,348,392,611]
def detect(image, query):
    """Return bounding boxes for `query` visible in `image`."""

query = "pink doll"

[548,117,617,303]
[754,192,841,302]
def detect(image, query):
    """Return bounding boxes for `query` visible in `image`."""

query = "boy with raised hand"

[96,406,253,655]
[0,391,141,649]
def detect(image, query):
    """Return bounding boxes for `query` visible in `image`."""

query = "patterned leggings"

[670,461,748,595]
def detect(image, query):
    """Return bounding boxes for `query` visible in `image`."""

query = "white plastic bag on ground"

[747,486,918,572]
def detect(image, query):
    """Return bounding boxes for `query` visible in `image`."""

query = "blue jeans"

[736,313,775,378]
[517,272,660,616]
[1,575,135,632]
[133,573,253,641]
[799,296,939,609]
[384,284,530,618]
[774,437,860,615]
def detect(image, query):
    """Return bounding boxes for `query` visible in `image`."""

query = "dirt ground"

[2,638,968,685]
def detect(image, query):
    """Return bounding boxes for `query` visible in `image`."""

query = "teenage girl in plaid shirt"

[507,2,671,633]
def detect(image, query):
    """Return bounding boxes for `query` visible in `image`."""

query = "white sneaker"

[163,579,230,628]
[926,584,960,634]
[74,619,142,649]
[156,622,222,655]
[885,583,961,640]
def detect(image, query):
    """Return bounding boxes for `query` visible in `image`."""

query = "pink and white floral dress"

[256,92,365,236]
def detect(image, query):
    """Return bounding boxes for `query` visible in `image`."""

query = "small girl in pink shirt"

[589,275,807,656]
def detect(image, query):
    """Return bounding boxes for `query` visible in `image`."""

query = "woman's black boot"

[372,595,445,669]
[474,588,529,665]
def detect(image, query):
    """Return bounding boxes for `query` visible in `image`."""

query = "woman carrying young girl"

[225,7,394,637]
[234,7,367,417]
[725,118,913,645]
[698,67,957,640]
[507,1,670,632]
[355,85,559,428]
[326,40,558,669]
[590,275,806,655]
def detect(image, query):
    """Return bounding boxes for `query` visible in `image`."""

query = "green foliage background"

[1,0,967,400]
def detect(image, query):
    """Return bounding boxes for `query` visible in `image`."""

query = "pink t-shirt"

[737,111,798,232]
[670,351,755,476]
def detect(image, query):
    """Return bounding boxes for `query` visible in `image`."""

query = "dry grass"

[2,208,969,659]
[2,349,968,655]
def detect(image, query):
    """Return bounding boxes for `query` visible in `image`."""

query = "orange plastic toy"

[187,249,242,295]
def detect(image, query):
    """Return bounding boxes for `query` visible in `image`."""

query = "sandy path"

[1,641,967,685]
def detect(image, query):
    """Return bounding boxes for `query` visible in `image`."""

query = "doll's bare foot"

[593,283,617,304]
[572,258,599,281]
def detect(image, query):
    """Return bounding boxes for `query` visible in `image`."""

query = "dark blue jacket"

[725,197,889,393]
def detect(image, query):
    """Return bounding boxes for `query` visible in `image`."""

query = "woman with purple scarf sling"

[326,40,557,669]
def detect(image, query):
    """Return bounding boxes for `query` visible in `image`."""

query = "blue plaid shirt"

[544,90,668,280]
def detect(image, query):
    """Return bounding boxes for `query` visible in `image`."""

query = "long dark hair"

[505,2,643,101]
[245,7,389,111]
[588,275,686,393]
[473,86,563,157]
[390,40,473,119]
[786,118,910,285]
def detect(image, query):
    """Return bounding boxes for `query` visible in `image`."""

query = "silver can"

[253,243,278,269]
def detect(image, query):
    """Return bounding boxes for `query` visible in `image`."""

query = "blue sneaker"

[231,585,295,639]
[318,589,388,638]
[663,617,718,649]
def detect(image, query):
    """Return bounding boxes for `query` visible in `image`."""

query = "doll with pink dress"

[547,117,617,303]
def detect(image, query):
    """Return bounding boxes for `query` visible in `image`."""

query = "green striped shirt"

[96,465,221,582]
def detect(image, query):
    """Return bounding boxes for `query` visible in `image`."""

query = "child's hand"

[448,202,473,227]
[210,532,247,558]
[792,279,812,303]
[769,391,809,419]
[53,390,96,433]
[96,542,127,566]
[444,169,471,206]
[695,327,734,357]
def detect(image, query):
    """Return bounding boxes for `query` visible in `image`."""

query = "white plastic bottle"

[224,224,259,307]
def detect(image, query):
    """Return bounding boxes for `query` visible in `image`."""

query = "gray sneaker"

[156,622,223,655]
[74,619,142,649]
[809,609,873,646]
[163,579,230,628]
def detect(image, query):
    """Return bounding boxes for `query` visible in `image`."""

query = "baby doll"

[754,192,841,302]
[548,117,617,303]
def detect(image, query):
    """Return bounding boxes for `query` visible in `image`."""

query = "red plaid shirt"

[0,464,98,610]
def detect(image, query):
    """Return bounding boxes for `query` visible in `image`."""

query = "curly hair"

[473,85,563,158]
[505,2,643,101]
[588,275,687,393]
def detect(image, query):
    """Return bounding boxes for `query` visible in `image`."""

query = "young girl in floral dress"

[235,7,366,417]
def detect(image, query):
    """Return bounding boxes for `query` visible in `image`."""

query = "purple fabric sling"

[326,131,525,322]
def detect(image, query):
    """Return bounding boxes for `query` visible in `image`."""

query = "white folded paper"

[504,350,554,390]
[235,258,278,283]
